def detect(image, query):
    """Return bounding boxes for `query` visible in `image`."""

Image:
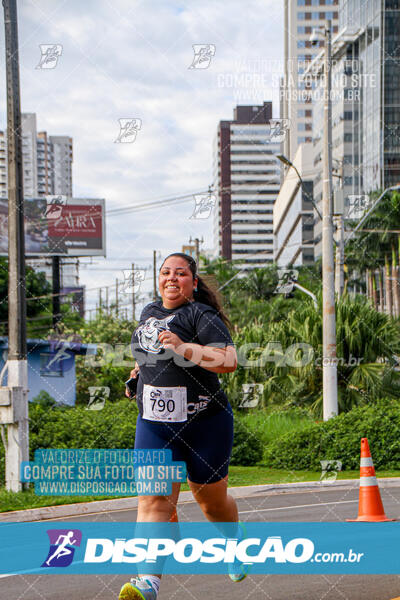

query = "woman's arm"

[125,363,140,398]
[158,331,237,374]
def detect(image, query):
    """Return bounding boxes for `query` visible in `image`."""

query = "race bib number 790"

[142,384,187,422]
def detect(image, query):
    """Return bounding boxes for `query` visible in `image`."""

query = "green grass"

[1,467,400,513]
[237,409,314,447]
[226,466,400,487]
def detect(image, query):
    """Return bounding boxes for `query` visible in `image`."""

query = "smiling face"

[159,255,198,309]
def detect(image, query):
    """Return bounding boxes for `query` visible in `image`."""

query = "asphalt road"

[2,485,400,600]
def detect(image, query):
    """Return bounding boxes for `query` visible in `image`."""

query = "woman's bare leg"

[137,482,181,580]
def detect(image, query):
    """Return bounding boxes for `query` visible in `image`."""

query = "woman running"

[119,252,245,600]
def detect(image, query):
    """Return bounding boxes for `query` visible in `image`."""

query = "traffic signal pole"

[2,0,29,491]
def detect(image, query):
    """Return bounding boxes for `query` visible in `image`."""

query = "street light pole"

[321,20,338,420]
[276,154,323,221]
[3,0,29,491]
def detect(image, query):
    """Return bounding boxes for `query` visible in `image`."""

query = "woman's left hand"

[158,330,185,354]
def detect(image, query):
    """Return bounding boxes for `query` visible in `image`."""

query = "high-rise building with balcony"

[274,143,315,266]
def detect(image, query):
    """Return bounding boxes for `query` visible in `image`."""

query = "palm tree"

[225,294,400,416]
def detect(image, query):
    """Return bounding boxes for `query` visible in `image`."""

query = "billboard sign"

[0,197,106,256]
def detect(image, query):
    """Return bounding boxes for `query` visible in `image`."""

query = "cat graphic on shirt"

[136,315,175,354]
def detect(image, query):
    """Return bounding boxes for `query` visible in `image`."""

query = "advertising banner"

[0,197,106,256]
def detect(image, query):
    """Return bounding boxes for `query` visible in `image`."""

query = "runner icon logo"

[41,529,82,568]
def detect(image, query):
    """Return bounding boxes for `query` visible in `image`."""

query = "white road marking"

[238,499,358,514]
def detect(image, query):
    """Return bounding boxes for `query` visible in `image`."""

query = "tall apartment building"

[310,0,400,256]
[213,102,281,269]
[282,0,339,162]
[0,113,76,288]
[0,113,73,198]
[277,0,339,265]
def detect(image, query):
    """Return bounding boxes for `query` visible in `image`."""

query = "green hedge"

[0,397,264,485]
[29,397,138,455]
[263,400,400,470]
[3,398,398,485]
[231,417,263,466]
[0,397,139,484]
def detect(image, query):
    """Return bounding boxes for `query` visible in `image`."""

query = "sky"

[0,0,284,316]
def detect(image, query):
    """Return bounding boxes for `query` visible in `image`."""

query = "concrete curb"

[1,477,400,523]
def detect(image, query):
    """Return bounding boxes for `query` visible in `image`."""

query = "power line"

[106,190,210,216]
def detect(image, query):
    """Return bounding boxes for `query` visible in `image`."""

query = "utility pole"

[115,278,119,317]
[131,263,135,321]
[2,0,29,491]
[153,250,157,301]
[321,20,338,420]
[52,256,61,330]
[189,236,203,268]
[333,161,344,297]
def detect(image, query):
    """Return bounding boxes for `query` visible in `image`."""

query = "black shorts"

[134,403,234,484]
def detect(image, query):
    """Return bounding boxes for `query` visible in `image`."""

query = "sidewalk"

[1,477,400,522]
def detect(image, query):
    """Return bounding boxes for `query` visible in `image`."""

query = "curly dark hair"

[160,252,232,329]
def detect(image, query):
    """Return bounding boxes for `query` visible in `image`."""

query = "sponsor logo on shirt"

[187,396,211,415]
[136,315,175,354]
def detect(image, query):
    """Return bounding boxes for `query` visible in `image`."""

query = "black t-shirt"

[131,300,234,419]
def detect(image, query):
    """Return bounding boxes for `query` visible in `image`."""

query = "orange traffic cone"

[347,438,394,522]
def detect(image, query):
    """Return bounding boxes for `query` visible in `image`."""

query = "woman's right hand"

[125,364,140,398]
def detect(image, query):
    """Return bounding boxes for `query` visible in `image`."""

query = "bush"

[0,398,140,485]
[28,398,138,456]
[231,417,263,466]
[263,400,400,470]
[31,390,57,408]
